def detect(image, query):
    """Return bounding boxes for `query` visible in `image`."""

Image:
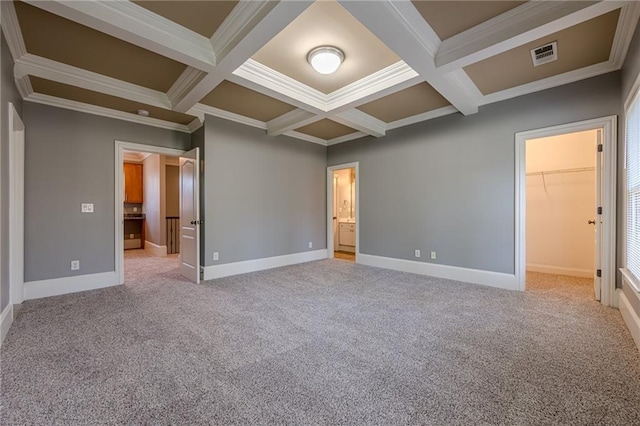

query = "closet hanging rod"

[526,166,595,177]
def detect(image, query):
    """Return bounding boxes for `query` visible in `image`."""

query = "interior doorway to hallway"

[327,163,359,263]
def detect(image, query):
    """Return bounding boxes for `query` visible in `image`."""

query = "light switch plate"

[71,260,80,270]
[81,203,94,213]
[213,252,219,261]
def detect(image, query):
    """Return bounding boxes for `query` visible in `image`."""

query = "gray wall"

[23,103,190,282]
[1,33,23,311]
[202,115,326,267]
[328,72,621,274]
[165,165,179,218]
[621,23,640,315]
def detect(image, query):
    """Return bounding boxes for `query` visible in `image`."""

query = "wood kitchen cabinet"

[124,163,143,203]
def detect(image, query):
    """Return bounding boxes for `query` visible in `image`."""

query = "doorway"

[525,129,598,297]
[114,141,200,284]
[515,116,617,306]
[327,163,359,262]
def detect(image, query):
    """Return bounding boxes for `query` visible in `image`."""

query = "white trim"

[15,54,172,109]
[189,103,266,130]
[327,163,360,262]
[145,241,168,257]
[358,254,518,291]
[610,3,640,69]
[23,271,119,300]
[187,118,204,133]
[332,109,386,138]
[618,289,640,352]
[23,0,216,71]
[620,268,640,293]
[115,141,187,285]
[15,75,33,99]
[283,131,327,146]
[327,132,368,146]
[0,304,14,345]
[515,116,617,306]
[267,109,319,137]
[202,249,327,280]
[25,93,191,133]
[167,67,206,109]
[435,1,618,72]
[386,106,459,131]
[526,264,594,278]
[0,0,27,60]
[8,103,25,305]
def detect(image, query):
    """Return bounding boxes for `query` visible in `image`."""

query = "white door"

[179,148,200,283]
[594,129,603,300]
[9,104,25,304]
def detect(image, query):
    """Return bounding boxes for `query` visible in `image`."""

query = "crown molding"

[167,67,207,109]
[332,109,386,138]
[267,109,319,137]
[435,1,616,73]
[15,54,172,109]
[386,106,459,131]
[610,2,640,68]
[187,118,204,133]
[1,0,27,60]
[15,75,34,99]
[25,93,191,133]
[327,132,368,146]
[189,103,267,130]
[283,131,328,146]
[23,0,216,71]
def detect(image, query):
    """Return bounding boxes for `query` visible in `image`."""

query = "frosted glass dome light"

[308,46,344,75]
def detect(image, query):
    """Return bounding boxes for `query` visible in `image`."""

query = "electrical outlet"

[71,260,80,270]
[431,251,437,260]
[133,207,138,212]
[415,249,421,258]
[213,252,219,261]
[308,241,313,249]
[81,203,94,213]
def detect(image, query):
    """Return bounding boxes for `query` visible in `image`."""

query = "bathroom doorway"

[327,163,359,262]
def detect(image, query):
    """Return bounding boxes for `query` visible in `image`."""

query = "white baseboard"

[527,263,593,278]
[358,253,518,291]
[23,271,119,300]
[145,241,167,257]
[0,303,14,345]
[203,249,328,280]
[618,289,640,352]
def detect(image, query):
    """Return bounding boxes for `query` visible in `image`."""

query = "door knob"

[588,220,596,225]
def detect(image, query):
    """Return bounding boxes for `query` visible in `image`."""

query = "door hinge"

[597,206,603,215]
[597,269,602,277]
[597,144,603,152]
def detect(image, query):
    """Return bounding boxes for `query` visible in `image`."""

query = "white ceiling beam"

[338,0,479,116]
[1,0,27,60]
[188,103,267,131]
[267,109,320,137]
[171,0,314,113]
[15,54,172,109]
[332,109,386,138]
[436,1,627,73]
[23,0,216,71]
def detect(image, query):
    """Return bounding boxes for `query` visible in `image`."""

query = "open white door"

[594,129,603,300]
[9,103,25,305]
[179,148,200,283]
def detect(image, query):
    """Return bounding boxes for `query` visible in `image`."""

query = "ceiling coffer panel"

[465,9,620,95]
[412,1,526,40]
[357,83,450,123]
[15,1,187,92]
[30,76,196,125]
[252,1,400,94]
[295,119,357,140]
[132,1,238,38]
[199,81,297,122]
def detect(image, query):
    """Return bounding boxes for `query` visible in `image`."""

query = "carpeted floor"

[1,252,639,425]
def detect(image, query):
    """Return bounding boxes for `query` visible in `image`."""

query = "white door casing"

[326,162,359,261]
[179,147,200,283]
[8,103,25,305]
[594,129,603,300]
[515,116,617,306]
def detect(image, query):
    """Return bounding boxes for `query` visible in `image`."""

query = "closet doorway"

[327,162,359,262]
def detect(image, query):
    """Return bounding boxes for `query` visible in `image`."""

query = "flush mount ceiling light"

[307,46,344,75]
[137,109,149,117]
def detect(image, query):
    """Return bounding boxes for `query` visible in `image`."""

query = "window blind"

[626,89,640,284]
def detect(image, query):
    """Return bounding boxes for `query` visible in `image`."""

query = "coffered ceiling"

[2,0,638,145]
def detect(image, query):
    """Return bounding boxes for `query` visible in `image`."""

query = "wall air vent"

[530,41,557,67]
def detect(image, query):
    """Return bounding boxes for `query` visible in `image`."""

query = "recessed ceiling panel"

[15,2,187,92]
[296,119,357,140]
[357,83,450,123]
[30,76,196,125]
[252,0,401,94]
[200,81,297,122]
[132,1,238,38]
[464,10,620,95]
[412,1,527,40]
